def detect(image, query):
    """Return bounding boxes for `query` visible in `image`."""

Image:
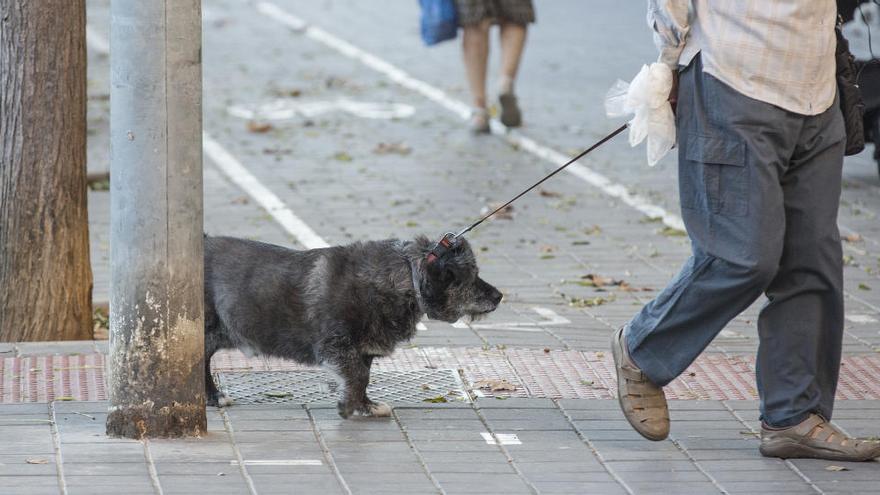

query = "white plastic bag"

[605,63,676,167]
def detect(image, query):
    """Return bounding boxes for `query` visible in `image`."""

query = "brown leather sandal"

[611,327,670,441]
[760,414,880,461]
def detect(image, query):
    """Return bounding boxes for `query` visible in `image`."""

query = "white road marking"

[416,322,428,331]
[480,432,522,445]
[203,135,330,249]
[254,1,686,232]
[232,460,323,466]
[228,98,416,121]
[845,314,879,324]
[451,320,469,328]
[84,21,330,252]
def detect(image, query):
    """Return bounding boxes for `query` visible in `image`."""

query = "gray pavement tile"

[147,440,236,462]
[53,401,111,413]
[686,448,766,461]
[60,442,146,463]
[65,474,153,486]
[67,487,153,495]
[397,420,487,431]
[626,481,722,494]
[478,408,570,420]
[157,474,251,490]
[0,475,59,489]
[710,469,812,483]
[478,418,574,431]
[516,461,608,474]
[613,469,709,483]
[720,481,820,493]
[231,430,317,444]
[437,480,533,495]
[697,459,795,471]
[228,419,315,431]
[0,441,55,455]
[153,462,241,476]
[237,443,325,460]
[475,398,556,409]
[248,473,340,488]
[330,461,427,474]
[0,404,49,415]
[14,341,97,356]
[520,471,623,483]
[0,461,57,477]
[530,481,630,495]
[605,460,704,472]
[329,451,420,464]
[395,408,480,420]
[62,462,150,477]
[404,429,487,442]
[413,440,501,453]
[674,438,759,451]
[319,429,407,443]
[224,407,309,420]
[422,461,514,474]
[0,343,15,355]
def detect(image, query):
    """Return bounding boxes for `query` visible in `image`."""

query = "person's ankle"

[498,75,514,96]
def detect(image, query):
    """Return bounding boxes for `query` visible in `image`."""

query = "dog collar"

[426,232,456,264]
[410,259,427,315]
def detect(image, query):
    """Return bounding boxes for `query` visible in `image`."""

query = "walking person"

[455,0,534,133]
[612,0,880,461]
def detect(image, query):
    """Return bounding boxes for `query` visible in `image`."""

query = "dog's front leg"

[329,352,391,419]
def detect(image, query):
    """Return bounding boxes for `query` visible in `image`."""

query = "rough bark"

[0,0,93,341]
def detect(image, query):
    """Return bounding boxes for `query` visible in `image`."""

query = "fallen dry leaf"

[843,233,863,243]
[373,142,412,155]
[825,465,849,472]
[473,379,517,392]
[481,202,514,220]
[26,458,49,465]
[246,121,273,133]
[539,188,562,198]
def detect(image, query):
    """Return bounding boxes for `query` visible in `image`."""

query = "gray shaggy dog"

[204,235,502,418]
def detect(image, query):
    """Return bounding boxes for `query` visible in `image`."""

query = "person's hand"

[668,69,679,115]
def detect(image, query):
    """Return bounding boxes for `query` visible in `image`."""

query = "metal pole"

[106,0,206,438]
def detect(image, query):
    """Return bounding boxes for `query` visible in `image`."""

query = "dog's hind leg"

[205,338,233,407]
[327,352,391,419]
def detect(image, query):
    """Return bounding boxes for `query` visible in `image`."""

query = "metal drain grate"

[216,368,471,405]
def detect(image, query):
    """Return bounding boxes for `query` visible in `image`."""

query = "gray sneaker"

[760,414,880,461]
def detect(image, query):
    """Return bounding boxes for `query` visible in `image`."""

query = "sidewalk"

[3,0,876,494]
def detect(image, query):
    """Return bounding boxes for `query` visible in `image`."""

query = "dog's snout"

[490,288,502,306]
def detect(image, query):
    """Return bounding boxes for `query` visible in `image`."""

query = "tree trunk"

[0,0,93,342]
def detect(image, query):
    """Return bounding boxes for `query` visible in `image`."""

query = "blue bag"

[419,0,458,46]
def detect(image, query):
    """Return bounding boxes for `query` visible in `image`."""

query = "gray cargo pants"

[626,55,846,428]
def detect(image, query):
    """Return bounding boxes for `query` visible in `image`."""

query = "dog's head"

[416,236,502,323]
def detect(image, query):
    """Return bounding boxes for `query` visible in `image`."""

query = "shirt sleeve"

[647,0,691,68]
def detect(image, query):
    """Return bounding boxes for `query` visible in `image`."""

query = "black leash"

[427,123,627,263]
[454,123,627,238]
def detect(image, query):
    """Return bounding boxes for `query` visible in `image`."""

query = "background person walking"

[612,0,880,461]
[455,0,534,133]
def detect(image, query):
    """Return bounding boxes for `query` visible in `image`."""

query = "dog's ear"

[426,256,459,286]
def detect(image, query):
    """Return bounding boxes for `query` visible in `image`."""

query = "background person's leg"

[461,19,491,131]
[626,56,801,387]
[497,22,526,94]
[756,99,846,428]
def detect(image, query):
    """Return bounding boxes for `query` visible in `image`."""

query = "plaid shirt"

[649,0,837,116]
